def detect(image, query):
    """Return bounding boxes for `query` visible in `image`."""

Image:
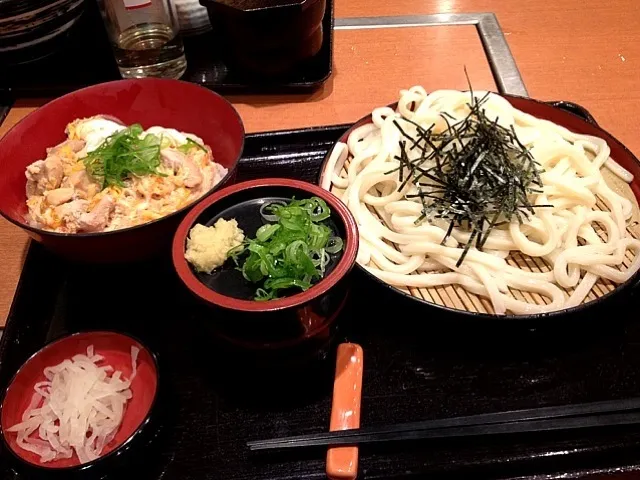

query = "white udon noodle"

[322,88,640,315]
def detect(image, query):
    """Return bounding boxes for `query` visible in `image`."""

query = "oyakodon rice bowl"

[25,116,228,233]
[320,88,640,316]
[0,78,245,262]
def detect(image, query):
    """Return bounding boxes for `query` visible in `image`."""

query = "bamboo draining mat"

[329,160,640,315]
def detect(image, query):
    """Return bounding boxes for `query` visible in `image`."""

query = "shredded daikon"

[7,345,140,464]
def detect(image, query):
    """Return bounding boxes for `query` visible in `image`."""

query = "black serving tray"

[3,106,640,480]
[0,99,9,126]
[0,0,333,98]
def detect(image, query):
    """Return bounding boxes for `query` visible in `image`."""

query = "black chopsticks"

[247,397,640,451]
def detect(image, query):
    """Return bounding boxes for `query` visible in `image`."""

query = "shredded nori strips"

[392,84,549,266]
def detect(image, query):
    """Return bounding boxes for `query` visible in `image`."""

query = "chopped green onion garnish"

[229,197,344,301]
[326,236,343,254]
[83,124,164,189]
[178,137,207,154]
[256,223,280,242]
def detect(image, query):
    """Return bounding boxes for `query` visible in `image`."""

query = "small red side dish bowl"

[0,331,159,477]
[172,178,358,354]
[0,78,245,263]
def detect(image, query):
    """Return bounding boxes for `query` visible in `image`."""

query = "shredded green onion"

[229,197,344,301]
[326,237,343,254]
[178,137,207,154]
[83,124,164,189]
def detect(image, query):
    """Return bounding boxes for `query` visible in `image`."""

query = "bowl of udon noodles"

[319,87,640,319]
[0,78,245,262]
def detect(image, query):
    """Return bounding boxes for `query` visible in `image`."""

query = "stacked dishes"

[0,0,85,64]
[173,0,211,36]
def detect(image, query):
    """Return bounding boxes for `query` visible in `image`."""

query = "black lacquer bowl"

[199,0,326,77]
[319,94,640,323]
[172,178,358,360]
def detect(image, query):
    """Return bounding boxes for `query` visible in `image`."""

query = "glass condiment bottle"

[98,0,187,79]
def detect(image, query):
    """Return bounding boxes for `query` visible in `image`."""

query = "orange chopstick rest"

[326,343,364,480]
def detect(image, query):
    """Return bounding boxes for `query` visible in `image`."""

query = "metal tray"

[2,105,640,479]
[0,0,333,97]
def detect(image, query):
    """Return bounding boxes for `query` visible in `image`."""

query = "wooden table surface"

[1,0,639,326]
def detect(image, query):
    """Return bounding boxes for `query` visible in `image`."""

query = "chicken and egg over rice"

[25,115,228,233]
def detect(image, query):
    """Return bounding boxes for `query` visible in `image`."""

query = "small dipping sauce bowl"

[0,331,159,478]
[172,178,358,357]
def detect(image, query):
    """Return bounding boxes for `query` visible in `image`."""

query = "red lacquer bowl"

[0,78,245,263]
[0,331,158,474]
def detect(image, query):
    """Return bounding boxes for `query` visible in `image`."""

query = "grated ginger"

[184,218,245,273]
